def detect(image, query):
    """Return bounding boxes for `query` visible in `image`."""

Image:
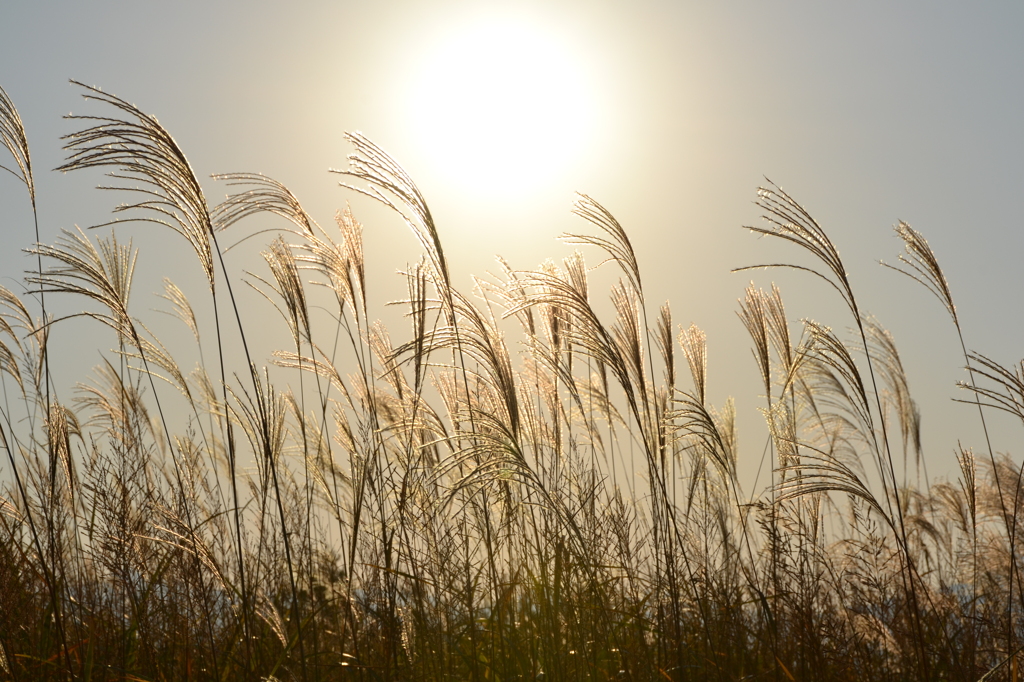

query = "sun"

[405,16,595,198]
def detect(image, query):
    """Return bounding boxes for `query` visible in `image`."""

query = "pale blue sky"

[2,0,1023,485]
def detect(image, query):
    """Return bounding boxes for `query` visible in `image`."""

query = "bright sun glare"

[407,17,594,197]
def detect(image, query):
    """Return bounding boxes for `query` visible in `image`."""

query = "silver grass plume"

[212,172,317,238]
[883,221,957,325]
[58,81,216,288]
[566,193,642,297]
[332,133,447,310]
[0,84,34,203]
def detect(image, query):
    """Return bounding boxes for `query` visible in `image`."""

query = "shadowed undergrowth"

[1,82,1022,682]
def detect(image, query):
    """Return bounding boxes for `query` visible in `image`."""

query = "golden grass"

[0,81,1021,681]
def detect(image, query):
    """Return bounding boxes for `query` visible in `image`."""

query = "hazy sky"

[2,0,1023,486]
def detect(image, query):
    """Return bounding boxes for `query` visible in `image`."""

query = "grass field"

[2,82,1022,681]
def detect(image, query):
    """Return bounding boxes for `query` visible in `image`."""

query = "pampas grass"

[1,81,1022,682]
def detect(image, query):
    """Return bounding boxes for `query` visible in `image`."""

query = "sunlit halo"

[406,18,594,196]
